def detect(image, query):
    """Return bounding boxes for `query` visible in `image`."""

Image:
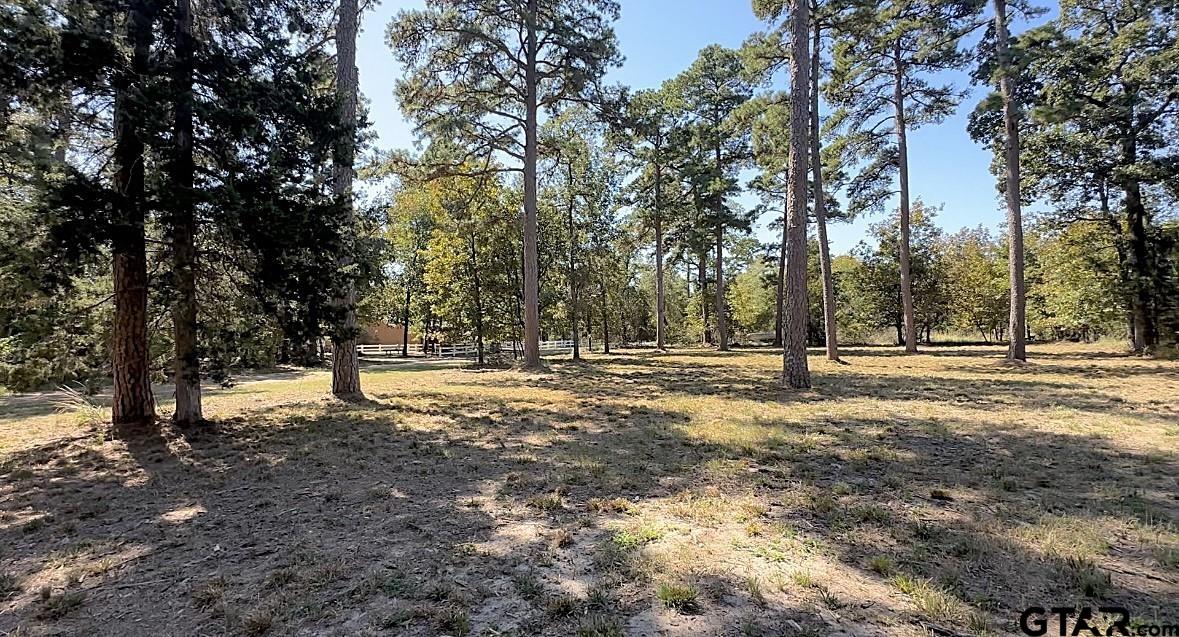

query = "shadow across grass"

[1,346,1176,636]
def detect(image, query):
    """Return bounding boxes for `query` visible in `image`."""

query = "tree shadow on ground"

[1,352,1176,636]
[735,411,1179,633]
[468,351,1161,423]
[4,387,800,635]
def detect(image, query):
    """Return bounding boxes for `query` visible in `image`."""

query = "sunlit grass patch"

[1014,515,1113,559]
[656,582,700,613]
[1,343,1177,635]
[891,573,966,622]
[611,522,664,550]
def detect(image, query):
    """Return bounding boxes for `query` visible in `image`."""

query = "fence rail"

[356,339,577,359]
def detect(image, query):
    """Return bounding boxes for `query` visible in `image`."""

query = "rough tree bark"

[111,0,157,433]
[811,23,839,363]
[331,0,363,398]
[1124,176,1157,352]
[774,217,786,348]
[714,141,728,351]
[654,145,666,350]
[994,0,1026,362]
[714,225,728,350]
[782,0,812,388]
[468,230,486,366]
[171,0,202,425]
[600,280,610,354]
[566,162,580,360]
[893,42,918,354]
[698,254,710,345]
[401,271,412,357]
[521,0,542,369]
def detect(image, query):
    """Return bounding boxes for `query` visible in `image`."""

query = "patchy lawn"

[1,344,1177,636]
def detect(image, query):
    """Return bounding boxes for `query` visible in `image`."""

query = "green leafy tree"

[614,84,684,350]
[971,0,1179,352]
[387,0,621,368]
[845,200,951,343]
[749,0,847,362]
[1026,220,1125,340]
[1,0,358,420]
[671,45,755,352]
[943,227,1009,341]
[826,0,982,352]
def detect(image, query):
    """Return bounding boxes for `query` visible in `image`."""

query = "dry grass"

[1,343,1177,635]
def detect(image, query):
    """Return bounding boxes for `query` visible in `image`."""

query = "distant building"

[359,322,412,345]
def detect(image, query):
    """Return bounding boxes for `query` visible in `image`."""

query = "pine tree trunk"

[331,0,362,398]
[601,282,611,354]
[521,0,542,369]
[994,0,1026,362]
[892,43,918,354]
[774,217,786,348]
[1124,179,1156,352]
[171,0,202,425]
[811,24,839,363]
[468,230,486,366]
[698,254,710,345]
[654,152,666,351]
[111,0,157,433]
[402,280,412,357]
[782,0,812,389]
[566,162,580,360]
[713,132,729,352]
[715,224,728,351]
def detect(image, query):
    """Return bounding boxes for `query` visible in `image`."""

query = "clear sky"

[356,0,1018,254]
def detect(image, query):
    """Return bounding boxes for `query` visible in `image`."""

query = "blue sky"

[356,0,1019,254]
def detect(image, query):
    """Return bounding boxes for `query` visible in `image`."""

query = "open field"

[1,343,1177,636]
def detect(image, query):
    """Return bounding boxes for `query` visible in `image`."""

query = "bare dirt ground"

[1,343,1177,636]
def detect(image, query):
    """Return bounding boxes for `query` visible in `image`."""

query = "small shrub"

[789,570,814,588]
[241,607,274,635]
[191,577,226,608]
[868,555,895,576]
[52,383,108,428]
[746,576,766,607]
[1065,557,1112,598]
[1154,546,1179,569]
[263,568,296,589]
[911,520,941,541]
[656,582,699,613]
[852,504,892,525]
[586,584,615,611]
[528,492,564,511]
[513,572,543,600]
[379,572,413,598]
[611,524,662,549]
[816,584,843,609]
[433,606,470,636]
[545,594,581,618]
[809,493,838,518]
[891,574,962,621]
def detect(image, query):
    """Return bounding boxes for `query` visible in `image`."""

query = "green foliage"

[971,0,1179,348]
[825,0,982,216]
[943,227,1009,342]
[388,0,622,165]
[842,201,951,343]
[1026,220,1125,340]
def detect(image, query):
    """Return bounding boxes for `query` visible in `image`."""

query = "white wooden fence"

[356,339,577,359]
